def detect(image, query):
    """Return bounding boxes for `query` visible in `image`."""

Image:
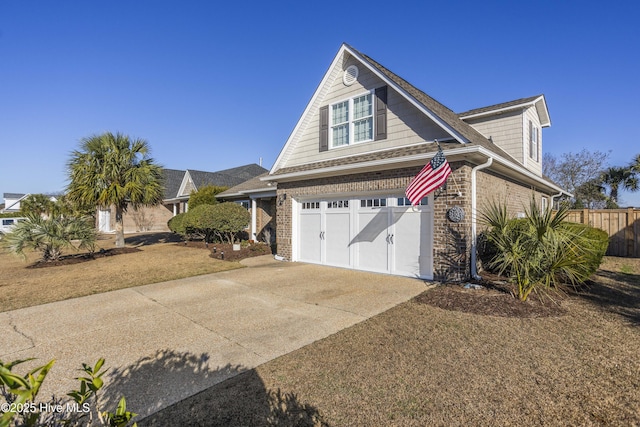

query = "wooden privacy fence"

[564,208,640,258]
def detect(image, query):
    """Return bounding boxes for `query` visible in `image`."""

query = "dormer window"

[529,120,539,162]
[331,92,373,148]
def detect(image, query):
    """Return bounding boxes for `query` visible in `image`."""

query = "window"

[541,196,548,212]
[331,92,373,148]
[301,201,320,210]
[2,219,14,226]
[397,197,428,206]
[327,200,349,209]
[236,200,250,210]
[529,120,539,161]
[360,198,386,208]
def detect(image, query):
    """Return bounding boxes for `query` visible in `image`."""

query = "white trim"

[251,198,257,240]
[177,171,194,198]
[460,95,547,121]
[266,144,571,196]
[329,89,375,149]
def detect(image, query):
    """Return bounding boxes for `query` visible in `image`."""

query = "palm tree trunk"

[115,206,125,248]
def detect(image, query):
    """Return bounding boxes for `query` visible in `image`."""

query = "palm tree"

[67,132,164,248]
[1,214,96,262]
[601,166,639,208]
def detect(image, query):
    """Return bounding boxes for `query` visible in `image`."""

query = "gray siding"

[284,54,450,168]
[464,109,524,163]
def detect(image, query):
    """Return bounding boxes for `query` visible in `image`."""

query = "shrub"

[182,204,219,243]
[210,202,251,244]
[480,199,608,301]
[0,357,136,427]
[167,212,187,235]
[1,215,96,262]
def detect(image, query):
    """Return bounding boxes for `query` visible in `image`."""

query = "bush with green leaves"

[188,185,228,210]
[480,199,608,301]
[167,212,187,236]
[209,202,250,244]
[1,215,96,262]
[182,204,219,243]
[0,357,136,427]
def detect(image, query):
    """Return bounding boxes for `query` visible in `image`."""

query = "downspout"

[550,191,564,209]
[470,157,493,280]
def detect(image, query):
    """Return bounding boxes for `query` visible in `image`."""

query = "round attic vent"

[343,65,359,86]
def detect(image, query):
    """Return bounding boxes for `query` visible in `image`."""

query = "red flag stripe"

[406,160,452,205]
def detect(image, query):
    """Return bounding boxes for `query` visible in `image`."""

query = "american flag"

[405,147,452,205]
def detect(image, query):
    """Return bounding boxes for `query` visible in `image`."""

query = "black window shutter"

[375,86,388,141]
[319,105,329,152]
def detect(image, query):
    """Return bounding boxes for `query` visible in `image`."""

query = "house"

[1,193,28,213]
[263,43,568,281]
[1,193,60,215]
[217,173,277,243]
[97,163,268,233]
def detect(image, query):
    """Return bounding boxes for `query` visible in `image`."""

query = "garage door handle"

[390,234,394,244]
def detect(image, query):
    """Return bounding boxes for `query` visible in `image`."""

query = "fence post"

[627,208,634,257]
[583,208,589,225]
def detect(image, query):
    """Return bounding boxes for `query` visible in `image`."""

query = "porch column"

[173,203,177,216]
[251,198,257,241]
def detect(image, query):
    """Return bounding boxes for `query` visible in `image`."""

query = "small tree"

[20,194,55,217]
[1,215,96,262]
[188,185,228,210]
[211,202,250,244]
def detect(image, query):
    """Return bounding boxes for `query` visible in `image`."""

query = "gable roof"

[162,168,186,200]
[189,164,268,189]
[459,95,551,127]
[264,44,568,196]
[269,43,517,177]
[165,164,269,201]
[217,172,277,199]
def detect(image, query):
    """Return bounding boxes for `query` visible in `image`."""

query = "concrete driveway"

[0,256,426,419]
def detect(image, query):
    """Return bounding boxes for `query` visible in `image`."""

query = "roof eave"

[265,145,569,196]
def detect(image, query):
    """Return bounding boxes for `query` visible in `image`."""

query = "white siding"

[284,55,450,168]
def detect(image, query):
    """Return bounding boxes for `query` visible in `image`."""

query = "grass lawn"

[141,257,640,426]
[2,233,639,425]
[0,232,244,313]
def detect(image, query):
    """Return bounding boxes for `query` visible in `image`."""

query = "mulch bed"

[415,271,567,318]
[176,240,273,262]
[27,247,141,269]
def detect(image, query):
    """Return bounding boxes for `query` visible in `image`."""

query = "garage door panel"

[325,212,350,267]
[356,210,389,273]
[299,213,321,263]
[392,208,432,278]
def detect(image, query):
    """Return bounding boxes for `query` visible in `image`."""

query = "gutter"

[470,157,493,280]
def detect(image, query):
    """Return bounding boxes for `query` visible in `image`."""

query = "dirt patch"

[27,247,141,268]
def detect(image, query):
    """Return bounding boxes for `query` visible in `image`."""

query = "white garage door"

[296,195,432,279]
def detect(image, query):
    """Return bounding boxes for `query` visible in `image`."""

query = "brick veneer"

[276,161,553,282]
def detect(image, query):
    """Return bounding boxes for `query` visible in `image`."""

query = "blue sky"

[1,0,639,206]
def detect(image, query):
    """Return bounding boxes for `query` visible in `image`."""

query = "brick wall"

[275,161,474,281]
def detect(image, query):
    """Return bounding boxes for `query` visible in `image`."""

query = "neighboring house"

[2,193,59,215]
[1,193,28,213]
[98,164,268,233]
[264,43,568,281]
[217,173,277,243]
